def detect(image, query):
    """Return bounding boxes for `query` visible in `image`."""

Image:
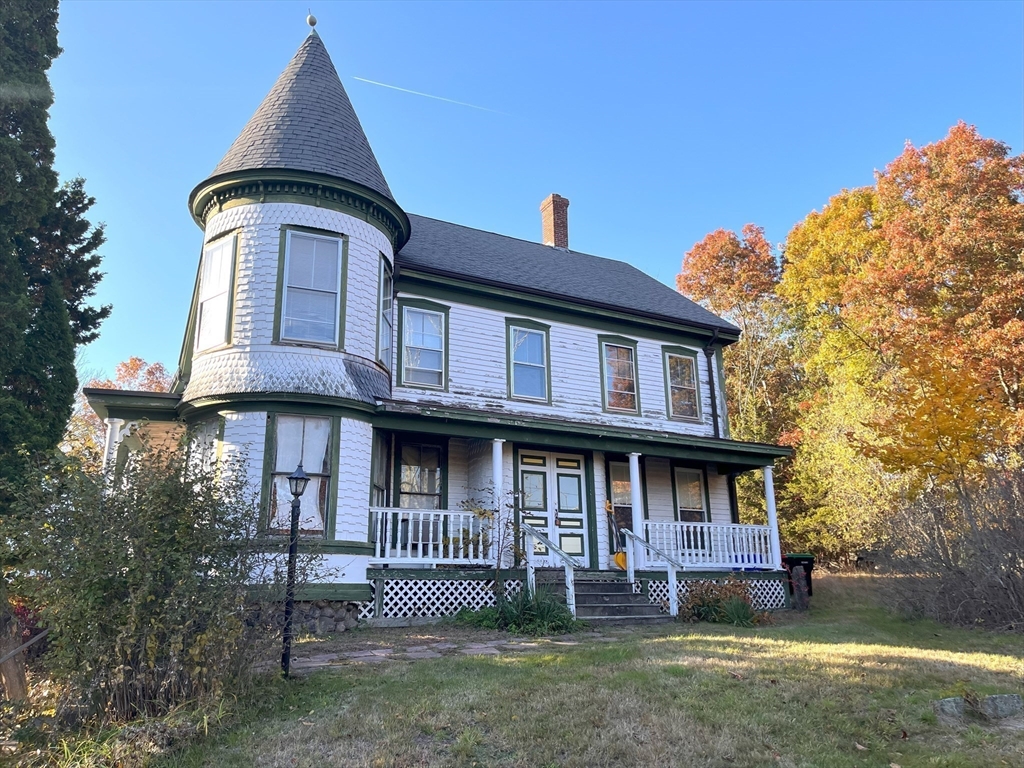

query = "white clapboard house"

[86,25,792,623]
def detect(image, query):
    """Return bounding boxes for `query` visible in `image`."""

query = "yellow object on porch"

[612,551,628,571]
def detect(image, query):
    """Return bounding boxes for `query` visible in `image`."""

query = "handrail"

[521,523,581,617]
[621,528,683,617]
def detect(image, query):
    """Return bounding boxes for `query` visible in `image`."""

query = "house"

[85,21,792,624]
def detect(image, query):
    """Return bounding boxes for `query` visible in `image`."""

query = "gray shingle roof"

[208,31,395,203]
[398,214,740,335]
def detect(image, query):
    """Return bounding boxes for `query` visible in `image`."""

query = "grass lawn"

[159,575,1024,768]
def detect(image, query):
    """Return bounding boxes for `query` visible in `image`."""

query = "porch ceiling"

[376,402,791,471]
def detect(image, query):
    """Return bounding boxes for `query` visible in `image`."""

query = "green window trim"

[598,335,641,415]
[272,225,349,352]
[392,433,449,510]
[194,230,240,355]
[259,411,342,540]
[505,317,552,404]
[661,345,703,422]
[396,298,450,391]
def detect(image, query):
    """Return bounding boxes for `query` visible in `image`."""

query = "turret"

[175,19,409,411]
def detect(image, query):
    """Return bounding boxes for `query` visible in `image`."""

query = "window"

[402,307,445,387]
[674,467,707,523]
[269,415,332,535]
[665,351,700,419]
[509,324,548,401]
[378,257,393,368]
[602,342,638,412]
[195,234,235,352]
[281,231,342,345]
[398,443,443,509]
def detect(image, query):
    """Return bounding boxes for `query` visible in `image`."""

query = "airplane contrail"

[351,76,510,116]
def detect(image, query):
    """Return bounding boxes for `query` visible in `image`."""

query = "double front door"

[518,451,589,566]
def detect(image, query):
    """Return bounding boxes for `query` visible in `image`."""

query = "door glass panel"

[399,444,442,509]
[521,471,546,510]
[557,474,581,512]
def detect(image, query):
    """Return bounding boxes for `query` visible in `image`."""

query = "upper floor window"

[508,322,549,402]
[195,233,236,352]
[601,340,639,413]
[665,350,700,420]
[281,231,342,345]
[401,303,446,388]
[378,257,393,368]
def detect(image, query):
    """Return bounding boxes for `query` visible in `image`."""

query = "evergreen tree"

[0,0,108,700]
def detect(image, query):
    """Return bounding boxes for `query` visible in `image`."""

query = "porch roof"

[83,388,182,422]
[376,402,791,472]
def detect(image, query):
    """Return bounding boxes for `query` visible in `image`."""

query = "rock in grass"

[980,694,1023,720]
[932,697,965,718]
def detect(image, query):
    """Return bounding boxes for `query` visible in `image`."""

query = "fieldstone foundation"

[275,600,363,635]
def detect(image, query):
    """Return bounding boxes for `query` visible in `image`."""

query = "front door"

[518,451,589,566]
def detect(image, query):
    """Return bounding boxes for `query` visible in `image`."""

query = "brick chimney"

[540,193,569,249]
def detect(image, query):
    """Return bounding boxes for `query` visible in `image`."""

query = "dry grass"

[158,574,1024,768]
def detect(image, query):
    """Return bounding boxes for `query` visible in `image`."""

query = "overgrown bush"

[879,471,1024,632]
[680,579,768,626]
[7,444,296,724]
[454,587,579,635]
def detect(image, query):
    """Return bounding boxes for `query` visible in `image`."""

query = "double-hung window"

[509,323,548,401]
[665,350,700,419]
[281,231,342,345]
[269,415,333,535]
[378,257,393,368]
[195,234,235,352]
[602,341,638,413]
[402,306,445,388]
[673,467,707,523]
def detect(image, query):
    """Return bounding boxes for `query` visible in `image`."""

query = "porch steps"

[534,569,672,625]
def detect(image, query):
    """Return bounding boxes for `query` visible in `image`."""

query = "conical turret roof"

[208,30,395,203]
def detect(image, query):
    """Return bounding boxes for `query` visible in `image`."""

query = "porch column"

[491,439,505,510]
[102,417,125,471]
[628,452,645,567]
[763,464,783,569]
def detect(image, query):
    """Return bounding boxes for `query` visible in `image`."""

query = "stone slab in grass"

[933,697,966,718]
[981,694,1023,720]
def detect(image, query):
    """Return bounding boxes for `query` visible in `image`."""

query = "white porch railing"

[522,523,581,617]
[643,520,779,570]
[371,507,494,565]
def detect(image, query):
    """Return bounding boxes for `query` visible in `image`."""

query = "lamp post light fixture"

[281,462,309,678]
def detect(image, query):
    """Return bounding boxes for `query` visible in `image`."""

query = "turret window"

[378,257,393,368]
[281,231,342,345]
[195,233,236,352]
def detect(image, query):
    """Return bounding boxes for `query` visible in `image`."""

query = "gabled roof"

[397,214,740,336]
[205,31,395,204]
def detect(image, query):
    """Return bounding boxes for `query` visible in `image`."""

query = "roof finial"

[307,11,317,29]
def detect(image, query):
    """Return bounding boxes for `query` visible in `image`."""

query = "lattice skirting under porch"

[371,577,524,619]
[644,574,788,612]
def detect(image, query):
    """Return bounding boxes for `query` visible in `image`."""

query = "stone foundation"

[277,600,364,635]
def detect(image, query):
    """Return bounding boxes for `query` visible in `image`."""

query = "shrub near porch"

[159,574,1024,768]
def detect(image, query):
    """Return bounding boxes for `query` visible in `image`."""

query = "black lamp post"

[281,462,309,678]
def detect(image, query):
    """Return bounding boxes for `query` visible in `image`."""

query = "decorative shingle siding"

[185,203,391,404]
[337,418,373,542]
[219,410,268,499]
[393,293,721,438]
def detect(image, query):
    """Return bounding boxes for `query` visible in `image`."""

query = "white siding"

[593,451,610,567]
[644,458,675,523]
[447,438,470,510]
[393,293,721,437]
[707,467,732,525]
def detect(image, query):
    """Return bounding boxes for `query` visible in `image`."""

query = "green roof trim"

[83,388,182,422]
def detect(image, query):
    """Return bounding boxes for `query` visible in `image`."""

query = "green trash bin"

[783,553,815,597]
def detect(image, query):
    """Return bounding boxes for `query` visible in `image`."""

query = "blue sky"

[50,0,1023,381]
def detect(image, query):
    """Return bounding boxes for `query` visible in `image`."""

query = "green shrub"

[8,444,299,723]
[454,587,579,635]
